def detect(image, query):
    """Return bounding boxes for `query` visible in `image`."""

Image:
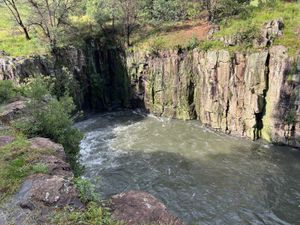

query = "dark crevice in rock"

[188,80,196,119]
[225,99,230,133]
[253,52,270,140]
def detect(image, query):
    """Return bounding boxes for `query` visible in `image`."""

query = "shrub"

[13,76,83,174]
[75,177,99,203]
[52,67,84,108]
[20,76,52,101]
[0,80,17,104]
[186,36,200,50]
[237,25,260,47]
[151,0,187,21]
[213,0,252,22]
[148,37,165,55]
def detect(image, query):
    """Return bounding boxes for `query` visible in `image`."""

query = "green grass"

[0,133,54,203]
[53,202,122,225]
[215,1,300,56]
[130,1,299,56]
[0,5,47,57]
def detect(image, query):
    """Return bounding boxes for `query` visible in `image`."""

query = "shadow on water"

[77,111,300,225]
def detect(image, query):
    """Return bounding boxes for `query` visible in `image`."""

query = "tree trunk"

[22,26,31,40]
[19,20,31,40]
[126,25,131,47]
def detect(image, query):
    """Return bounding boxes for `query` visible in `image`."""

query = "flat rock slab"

[0,100,27,124]
[0,137,82,225]
[29,137,66,159]
[0,135,15,147]
[111,191,185,225]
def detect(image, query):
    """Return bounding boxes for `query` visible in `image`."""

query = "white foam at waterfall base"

[79,129,123,168]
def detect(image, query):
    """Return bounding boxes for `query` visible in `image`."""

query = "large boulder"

[0,137,82,225]
[18,174,82,209]
[111,191,185,225]
[0,100,27,124]
[28,137,66,160]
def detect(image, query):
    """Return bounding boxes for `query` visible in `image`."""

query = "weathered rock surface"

[0,43,130,110]
[0,54,51,82]
[29,137,66,160]
[1,41,299,147]
[111,191,185,225]
[0,100,27,124]
[256,19,284,47]
[128,46,300,147]
[215,19,284,48]
[0,138,82,225]
[0,135,15,147]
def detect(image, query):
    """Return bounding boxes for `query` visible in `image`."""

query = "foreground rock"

[0,135,15,147]
[29,137,66,160]
[111,191,185,225]
[0,100,27,124]
[0,137,82,225]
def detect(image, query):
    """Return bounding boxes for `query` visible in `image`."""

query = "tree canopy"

[1,0,255,49]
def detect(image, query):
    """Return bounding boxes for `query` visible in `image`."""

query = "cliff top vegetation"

[0,0,299,56]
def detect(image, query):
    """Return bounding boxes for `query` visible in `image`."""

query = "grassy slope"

[131,19,211,50]
[0,131,52,203]
[215,1,300,56]
[0,1,299,56]
[0,5,46,57]
[131,1,300,56]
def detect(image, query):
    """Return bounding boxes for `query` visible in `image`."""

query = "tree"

[117,0,139,46]
[2,0,31,40]
[202,0,251,22]
[86,0,119,30]
[152,0,187,21]
[26,0,77,50]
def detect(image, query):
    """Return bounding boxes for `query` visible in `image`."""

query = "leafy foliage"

[186,36,200,50]
[74,177,99,203]
[13,76,83,173]
[0,80,18,104]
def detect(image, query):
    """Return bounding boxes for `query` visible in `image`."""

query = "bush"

[212,0,252,22]
[20,76,52,101]
[13,76,83,173]
[52,67,83,108]
[0,80,18,104]
[75,177,99,203]
[237,25,260,47]
[186,36,200,50]
[148,37,165,55]
[151,0,187,21]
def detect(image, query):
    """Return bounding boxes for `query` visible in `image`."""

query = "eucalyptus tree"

[26,0,78,50]
[1,0,31,40]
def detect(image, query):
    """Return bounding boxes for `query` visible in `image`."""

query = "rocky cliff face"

[0,53,51,82]
[1,45,299,147]
[128,46,300,147]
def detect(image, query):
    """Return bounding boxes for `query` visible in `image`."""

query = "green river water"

[76,111,300,225]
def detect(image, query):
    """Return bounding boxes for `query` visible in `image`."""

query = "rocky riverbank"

[0,100,185,225]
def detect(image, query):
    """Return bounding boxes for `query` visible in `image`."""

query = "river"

[76,111,300,225]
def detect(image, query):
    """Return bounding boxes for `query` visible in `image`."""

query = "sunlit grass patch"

[0,5,47,57]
